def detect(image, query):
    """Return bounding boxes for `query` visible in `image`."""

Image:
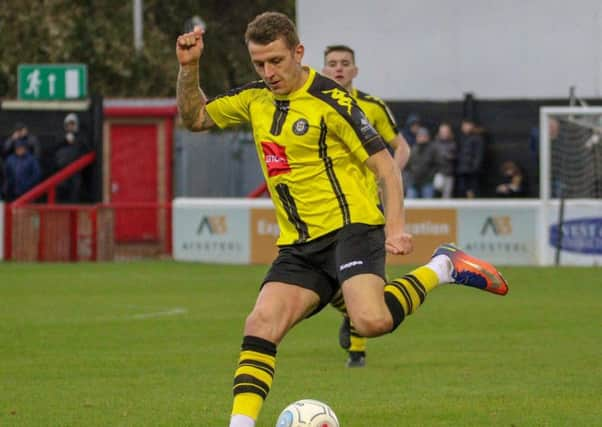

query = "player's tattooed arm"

[177,65,215,131]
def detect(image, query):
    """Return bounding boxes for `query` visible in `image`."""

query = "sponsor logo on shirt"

[359,113,378,140]
[261,141,291,177]
[322,88,353,115]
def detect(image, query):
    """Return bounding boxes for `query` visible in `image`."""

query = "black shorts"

[262,223,386,316]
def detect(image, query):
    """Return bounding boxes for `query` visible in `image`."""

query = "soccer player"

[176,12,508,427]
[322,44,409,170]
[322,44,410,368]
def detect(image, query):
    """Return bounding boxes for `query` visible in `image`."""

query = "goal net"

[540,107,602,200]
[539,107,602,266]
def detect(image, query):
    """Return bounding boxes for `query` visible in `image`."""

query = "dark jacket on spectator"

[456,133,484,174]
[54,132,86,203]
[406,141,438,187]
[3,134,41,160]
[434,138,457,176]
[55,138,84,171]
[4,151,41,200]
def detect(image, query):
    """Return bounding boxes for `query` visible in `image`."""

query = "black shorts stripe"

[233,374,269,396]
[238,359,275,377]
[404,274,427,304]
[275,183,309,243]
[270,100,290,136]
[318,118,350,224]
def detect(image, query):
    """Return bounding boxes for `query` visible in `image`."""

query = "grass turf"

[1,262,601,426]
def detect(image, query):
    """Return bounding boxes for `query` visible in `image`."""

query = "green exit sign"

[18,64,87,100]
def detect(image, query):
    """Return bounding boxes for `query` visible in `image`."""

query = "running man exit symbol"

[18,64,87,100]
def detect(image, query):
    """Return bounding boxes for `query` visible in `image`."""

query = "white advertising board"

[457,205,539,265]
[173,199,251,263]
[546,201,602,266]
[175,198,546,266]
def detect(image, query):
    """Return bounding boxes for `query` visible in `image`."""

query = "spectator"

[455,118,484,198]
[54,113,87,203]
[496,160,525,197]
[3,122,41,160]
[401,114,421,147]
[433,122,457,198]
[405,127,438,198]
[4,139,41,201]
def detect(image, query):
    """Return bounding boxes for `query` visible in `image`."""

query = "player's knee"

[351,313,393,337]
[244,309,272,335]
[244,308,284,343]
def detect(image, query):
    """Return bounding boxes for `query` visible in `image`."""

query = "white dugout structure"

[173,107,601,267]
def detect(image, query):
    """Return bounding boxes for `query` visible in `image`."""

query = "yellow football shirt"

[205,67,387,245]
[351,88,399,144]
[351,88,400,203]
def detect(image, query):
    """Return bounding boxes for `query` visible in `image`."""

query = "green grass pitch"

[1,262,601,426]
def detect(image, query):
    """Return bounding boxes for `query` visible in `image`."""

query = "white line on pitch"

[128,307,188,319]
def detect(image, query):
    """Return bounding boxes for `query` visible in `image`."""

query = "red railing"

[5,152,96,260]
[12,152,96,207]
[247,182,268,198]
[9,202,172,262]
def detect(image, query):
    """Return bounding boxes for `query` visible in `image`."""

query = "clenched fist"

[176,25,204,66]
[385,232,413,256]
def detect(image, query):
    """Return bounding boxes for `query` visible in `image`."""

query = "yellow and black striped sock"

[231,336,276,421]
[384,265,439,332]
[349,333,367,353]
[331,291,368,352]
[330,290,346,313]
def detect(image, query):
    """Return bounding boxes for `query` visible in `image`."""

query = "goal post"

[540,106,602,201]
[539,106,602,265]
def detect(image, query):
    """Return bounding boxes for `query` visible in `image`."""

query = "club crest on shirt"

[292,118,309,135]
[261,141,291,177]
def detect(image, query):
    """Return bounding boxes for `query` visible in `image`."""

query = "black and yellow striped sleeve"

[356,90,399,143]
[308,74,386,162]
[205,81,266,129]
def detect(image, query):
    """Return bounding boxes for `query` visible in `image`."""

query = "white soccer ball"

[275,399,340,427]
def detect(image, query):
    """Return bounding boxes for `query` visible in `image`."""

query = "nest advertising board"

[546,201,602,266]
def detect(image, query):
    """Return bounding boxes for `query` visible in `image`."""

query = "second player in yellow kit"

[322,44,411,367]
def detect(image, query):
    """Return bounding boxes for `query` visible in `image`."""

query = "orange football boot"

[432,243,509,295]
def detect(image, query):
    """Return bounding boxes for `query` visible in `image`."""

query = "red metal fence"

[9,203,171,262]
